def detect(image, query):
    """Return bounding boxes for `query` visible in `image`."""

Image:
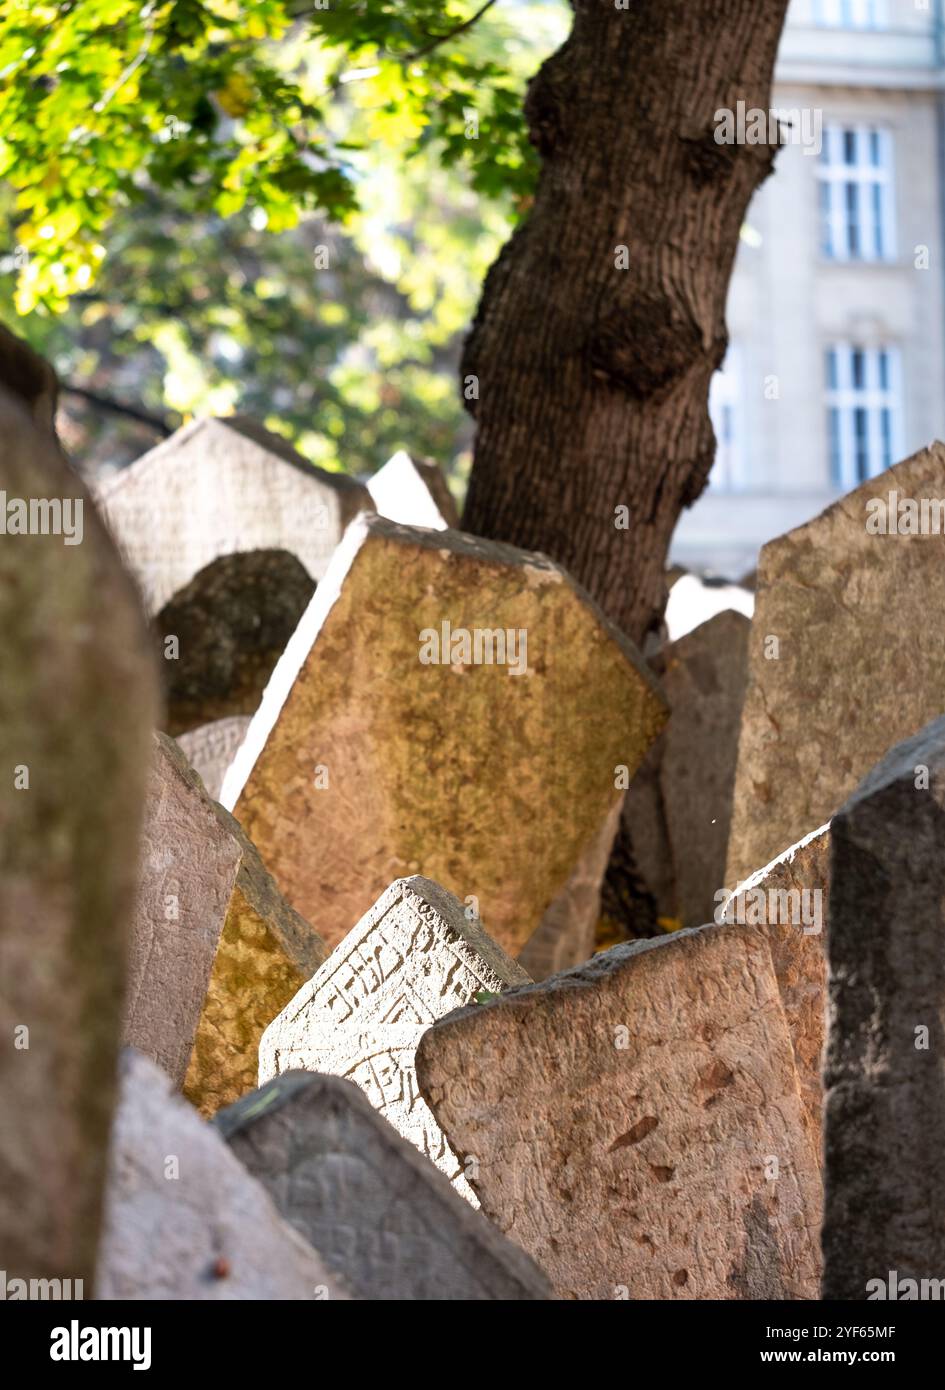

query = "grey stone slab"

[823,716,945,1300]
[217,1071,550,1300]
[96,1051,348,1299]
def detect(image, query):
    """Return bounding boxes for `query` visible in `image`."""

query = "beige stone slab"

[0,329,158,1289]
[616,609,749,934]
[97,416,372,614]
[518,800,622,980]
[259,876,530,1202]
[97,1051,349,1300]
[823,716,945,1299]
[156,548,315,736]
[726,441,945,887]
[217,1071,550,1299]
[717,823,830,1153]
[367,450,460,529]
[224,513,667,956]
[125,734,326,1113]
[417,923,822,1300]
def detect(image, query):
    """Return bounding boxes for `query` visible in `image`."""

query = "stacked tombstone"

[6,325,945,1302]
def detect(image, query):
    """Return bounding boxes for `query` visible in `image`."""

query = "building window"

[708,349,748,492]
[818,125,894,262]
[813,0,888,27]
[825,344,901,489]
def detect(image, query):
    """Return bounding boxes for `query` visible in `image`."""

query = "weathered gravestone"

[258,876,530,1203]
[155,549,315,736]
[367,449,460,529]
[97,416,372,614]
[726,440,945,889]
[518,800,621,980]
[223,513,667,956]
[417,924,822,1300]
[823,717,945,1301]
[217,1071,550,1300]
[717,823,831,1153]
[178,716,252,801]
[97,1050,348,1299]
[125,733,326,1114]
[616,609,750,934]
[0,326,158,1290]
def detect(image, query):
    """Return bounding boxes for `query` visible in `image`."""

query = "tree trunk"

[461,0,790,648]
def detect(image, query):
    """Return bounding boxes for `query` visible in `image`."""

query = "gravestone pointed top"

[259,876,529,1200]
[97,415,375,613]
[217,1070,550,1300]
[367,450,460,529]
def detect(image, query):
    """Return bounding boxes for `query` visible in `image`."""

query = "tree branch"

[402,0,500,61]
[60,384,177,437]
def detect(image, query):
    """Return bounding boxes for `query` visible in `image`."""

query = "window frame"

[817,123,896,263]
[825,342,903,489]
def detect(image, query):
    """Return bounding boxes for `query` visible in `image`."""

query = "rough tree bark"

[461,0,790,648]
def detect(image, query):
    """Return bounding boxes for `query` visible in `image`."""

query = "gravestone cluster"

[2,326,943,1300]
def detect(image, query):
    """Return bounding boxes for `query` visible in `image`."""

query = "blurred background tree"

[0,0,567,479]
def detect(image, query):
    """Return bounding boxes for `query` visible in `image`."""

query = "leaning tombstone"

[223,513,667,957]
[0,325,158,1292]
[125,733,326,1115]
[417,923,822,1300]
[217,1071,550,1300]
[155,548,315,736]
[822,716,945,1300]
[96,415,373,614]
[258,876,530,1203]
[611,608,750,936]
[367,449,460,529]
[727,440,945,888]
[96,1050,348,1299]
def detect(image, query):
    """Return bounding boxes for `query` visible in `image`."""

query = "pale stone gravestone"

[0,327,158,1290]
[178,715,252,801]
[125,733,326,1114]
[717,823,830,1153]
[258,876,530,1203]
[417,924,822,1300]
[823,717,945,1300]
[96,1050,348,1299]
[97,415,373,614]
[156,548,315,736]
[217,1071,550,1300]
[726,440,945,889]
[618,609,749,933]
[367,449,460,529]
[223,513,667,956]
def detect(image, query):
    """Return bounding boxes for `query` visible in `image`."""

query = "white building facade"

[671,0,945,576]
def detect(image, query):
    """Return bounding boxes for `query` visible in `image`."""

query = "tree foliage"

[0,0,566,475]
[0,0,557,312]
